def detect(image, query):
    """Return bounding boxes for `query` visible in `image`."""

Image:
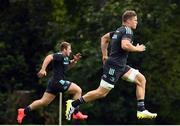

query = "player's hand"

[73,53,82,63]
[136,43,146,52]
[37,69,47,78]
[102,56,108,64]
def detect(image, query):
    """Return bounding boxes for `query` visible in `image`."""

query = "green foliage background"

[0,0,179,124]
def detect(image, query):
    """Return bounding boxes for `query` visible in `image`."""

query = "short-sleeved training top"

[107,26,133,66]
[109,31,115,38]
[52,53,70,82]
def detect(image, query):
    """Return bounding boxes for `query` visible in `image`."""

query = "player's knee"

[138,74,146,87]
[143,75,146,84]
[140,75,146,85]
[76,86,82,95]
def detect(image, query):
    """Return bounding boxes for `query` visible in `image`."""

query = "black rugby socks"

[24,106,31,115]
[73,107,79,114]
[137,99,146,111]
[72,97,86,108]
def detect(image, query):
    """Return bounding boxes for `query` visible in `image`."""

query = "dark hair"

[59,41,71,51]
[122,10,137,22]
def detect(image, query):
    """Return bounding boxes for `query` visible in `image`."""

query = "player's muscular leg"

[134,73,146,100]
[122,69,146,100]
[29,92,56,110]
[82,86,110,102]
[67,83,82,99]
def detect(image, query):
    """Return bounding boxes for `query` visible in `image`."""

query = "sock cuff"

[137,99,144,102]
[137,101,144,106]
[24,106,31,115]
[79,97,86,103]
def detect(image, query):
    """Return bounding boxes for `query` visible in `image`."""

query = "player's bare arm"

[101,32,111,63]
[37,54,53,78]
[121,39,146,52]
[69,53,82,68]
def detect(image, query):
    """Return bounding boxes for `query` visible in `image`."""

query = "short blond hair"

[122,10,137,22]
[59,41,71,51]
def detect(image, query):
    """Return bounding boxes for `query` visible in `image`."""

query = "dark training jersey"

[109,31,115,38]
[107,26,133,66]
[51,53,70,82]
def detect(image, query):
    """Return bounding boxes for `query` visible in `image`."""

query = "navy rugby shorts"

[102,62,130,85]
[46,79,71,95]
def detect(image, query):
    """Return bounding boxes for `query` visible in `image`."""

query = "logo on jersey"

[63,57,69,65]
[125,27,133,35]
[112,34,117,39]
